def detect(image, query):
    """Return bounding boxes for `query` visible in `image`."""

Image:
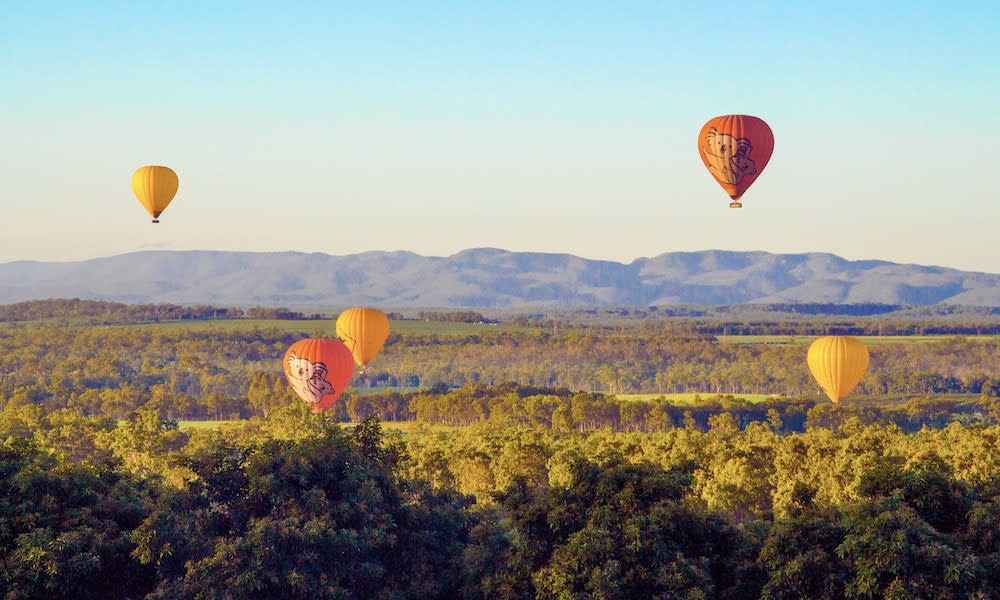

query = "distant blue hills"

[1,248,998,308]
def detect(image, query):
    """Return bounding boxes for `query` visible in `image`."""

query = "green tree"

[96,405,193,488]
[136,417,476,599]
[0,440,156,599]
[837,496,981,599]
[759,507,849,600]
[502,456,762,599]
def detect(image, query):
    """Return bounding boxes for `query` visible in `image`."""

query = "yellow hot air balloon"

[132,165,178,223]
[807,336,870,403]
[335,307,390,372]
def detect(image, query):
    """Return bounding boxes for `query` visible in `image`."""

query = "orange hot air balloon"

[132,165,179,223]
[697,115,773,208]
[336,307,391,372]
[806,336,870,404]
[283,338,355,412]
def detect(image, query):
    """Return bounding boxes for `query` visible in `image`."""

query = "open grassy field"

[116,320,998,343]
[7,315,993,345]
[715,334,999,345]
[617,392,987,406]
[120,318,538,336]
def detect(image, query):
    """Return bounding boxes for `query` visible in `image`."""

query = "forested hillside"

[3,248,999,306]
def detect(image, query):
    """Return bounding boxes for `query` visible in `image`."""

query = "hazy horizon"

[2,246,999,277]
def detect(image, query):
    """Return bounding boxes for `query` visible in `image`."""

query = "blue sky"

[2,1,998,273]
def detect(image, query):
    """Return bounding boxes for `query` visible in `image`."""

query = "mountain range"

[1,249,998,308]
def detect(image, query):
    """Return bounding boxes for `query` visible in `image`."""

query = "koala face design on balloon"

[701,127,757,185]
[286,352,335,404]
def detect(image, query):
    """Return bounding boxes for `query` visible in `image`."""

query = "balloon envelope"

[697,115,773,207]
[283,338,355,412]
[807,336,869,403]
[336,307,391,370]
[132,165,179,223]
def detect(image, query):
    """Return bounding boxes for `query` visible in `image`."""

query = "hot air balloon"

[131,165,179,223]
[283,338,355,412]
[697,115,773,208]
[807,336,870,404]
[336,307,391,373]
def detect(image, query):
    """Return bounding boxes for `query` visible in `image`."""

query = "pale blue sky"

[2,1,998,273]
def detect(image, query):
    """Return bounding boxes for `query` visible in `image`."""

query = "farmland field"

[119,318,539,336]
[112,320,1000,343]
[715,334,999,345]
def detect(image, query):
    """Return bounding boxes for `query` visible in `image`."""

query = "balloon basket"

[728,201,743,208]
[152,219,159,223]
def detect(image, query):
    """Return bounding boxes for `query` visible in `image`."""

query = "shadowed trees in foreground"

[4,405,1000,598]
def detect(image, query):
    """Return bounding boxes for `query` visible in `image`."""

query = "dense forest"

[2,299,999,597]
[4,405,1000,598]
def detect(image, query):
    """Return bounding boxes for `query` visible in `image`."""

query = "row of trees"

[0,299,316,323]
[4,403,1000,598]
[416,310,494,323]
[355,383,1000,432]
